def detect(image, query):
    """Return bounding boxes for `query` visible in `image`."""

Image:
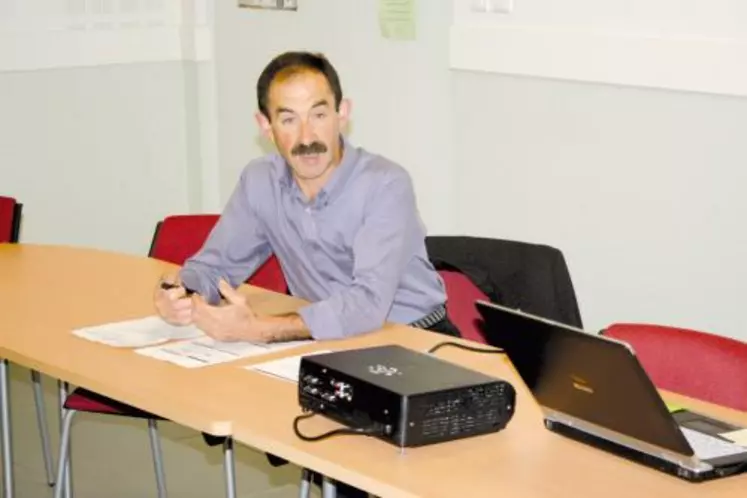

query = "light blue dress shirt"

[180,137,446,340]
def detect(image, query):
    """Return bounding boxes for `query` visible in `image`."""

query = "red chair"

[53,214,288,498]
[602,323,747,411]
[2,196,60,487]
[148,214,286,293]
[0,195,22,243]
[438,270,490,344]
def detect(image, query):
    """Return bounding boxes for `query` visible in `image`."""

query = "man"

[154,51,459,498]
[154,50,459,341]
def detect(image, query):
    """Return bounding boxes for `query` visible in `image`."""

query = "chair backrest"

[439,270,490,344]
[602,323,747,411]
[426,235,583,331]
[148,214,287,294]
[0,196,22,243]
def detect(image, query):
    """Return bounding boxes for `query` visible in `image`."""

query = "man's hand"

[192,280,267,342]
[154,274,193,326]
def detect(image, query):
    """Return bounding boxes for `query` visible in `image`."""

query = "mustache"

[291,141,327,156]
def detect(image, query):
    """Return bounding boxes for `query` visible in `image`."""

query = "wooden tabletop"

[1,244,746,498]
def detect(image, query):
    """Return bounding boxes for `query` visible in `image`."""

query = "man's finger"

[174,309,192,325]
[170,298,192,311]
[218,279,245,305]
[192,295,219,327]
[166,287,187,300]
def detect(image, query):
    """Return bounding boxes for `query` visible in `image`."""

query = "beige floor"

[1,363,320,498]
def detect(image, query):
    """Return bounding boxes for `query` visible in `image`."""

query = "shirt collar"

[278,135,359,207]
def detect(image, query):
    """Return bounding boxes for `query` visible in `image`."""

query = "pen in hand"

[160,281,197,297]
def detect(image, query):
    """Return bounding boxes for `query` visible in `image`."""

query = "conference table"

[1,244,746,498]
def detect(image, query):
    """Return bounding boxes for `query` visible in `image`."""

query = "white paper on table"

[246,350,332,383]
[72,316,205,348]
[135,337,314,368]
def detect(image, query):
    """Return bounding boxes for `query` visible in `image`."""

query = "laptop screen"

[476,300,692,455]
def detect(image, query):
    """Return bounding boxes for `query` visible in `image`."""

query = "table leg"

[321,475,337,498]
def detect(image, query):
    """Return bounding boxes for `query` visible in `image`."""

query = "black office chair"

[425,235,583,329]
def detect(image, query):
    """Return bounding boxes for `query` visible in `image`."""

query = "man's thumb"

[218,279,243,304]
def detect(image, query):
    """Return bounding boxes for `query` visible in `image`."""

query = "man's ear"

[255,111,274,143]
[338,98,352,130]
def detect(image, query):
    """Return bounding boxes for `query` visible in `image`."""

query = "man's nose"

[299,120,315,144]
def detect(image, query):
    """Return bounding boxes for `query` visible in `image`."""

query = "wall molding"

[450,24,747,98]
[0,26,212,72]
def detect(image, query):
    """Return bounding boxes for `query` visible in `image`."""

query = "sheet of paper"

[379,0,416,41]
[247,350,332,383]
[72,316,204,348]
[721,428,747,446]
[135,337,313,368]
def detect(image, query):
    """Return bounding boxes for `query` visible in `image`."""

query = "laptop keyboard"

[681,427,746,460]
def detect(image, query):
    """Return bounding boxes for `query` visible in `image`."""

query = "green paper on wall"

[379,0,416,41]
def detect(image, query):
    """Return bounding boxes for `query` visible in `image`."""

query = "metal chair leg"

[57,381,72,498]
[53,410,76,498]
[298,468,311,498]
[147,419,167,498]
[1,359,14,498]
[31,370,55,486]
[223,437,236,498]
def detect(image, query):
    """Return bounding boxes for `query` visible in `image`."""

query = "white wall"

[0,1,210,255]
[451,0,747,340]
[0,63,193,255]
[212,0,456,234]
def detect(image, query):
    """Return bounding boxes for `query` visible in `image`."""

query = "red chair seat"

[64,388,161,419]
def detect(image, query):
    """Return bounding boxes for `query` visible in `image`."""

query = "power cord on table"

[427,341,504,355]
[293,411,387,442]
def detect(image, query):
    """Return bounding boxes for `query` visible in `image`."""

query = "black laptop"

[476,300,747,482]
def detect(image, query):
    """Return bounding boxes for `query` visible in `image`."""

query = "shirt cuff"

[298,300,344,340]
[179,267,221,305]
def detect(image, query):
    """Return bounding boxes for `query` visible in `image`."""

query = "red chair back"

[0,196,22,243]
[149,214,287,294]
[603,323,747,411]
[439,270,491,344]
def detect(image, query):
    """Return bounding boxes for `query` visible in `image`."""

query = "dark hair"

[256,51,343,120]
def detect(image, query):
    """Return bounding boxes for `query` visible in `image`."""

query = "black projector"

[298,344,516,447]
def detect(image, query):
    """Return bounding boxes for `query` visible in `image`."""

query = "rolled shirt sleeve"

[180,166,272,305]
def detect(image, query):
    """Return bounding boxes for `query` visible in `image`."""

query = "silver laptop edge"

[542,409,712,474]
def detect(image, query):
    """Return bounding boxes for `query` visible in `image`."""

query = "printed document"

[135,337,313,368]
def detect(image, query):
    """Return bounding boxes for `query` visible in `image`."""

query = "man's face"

[257,70,349,183]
